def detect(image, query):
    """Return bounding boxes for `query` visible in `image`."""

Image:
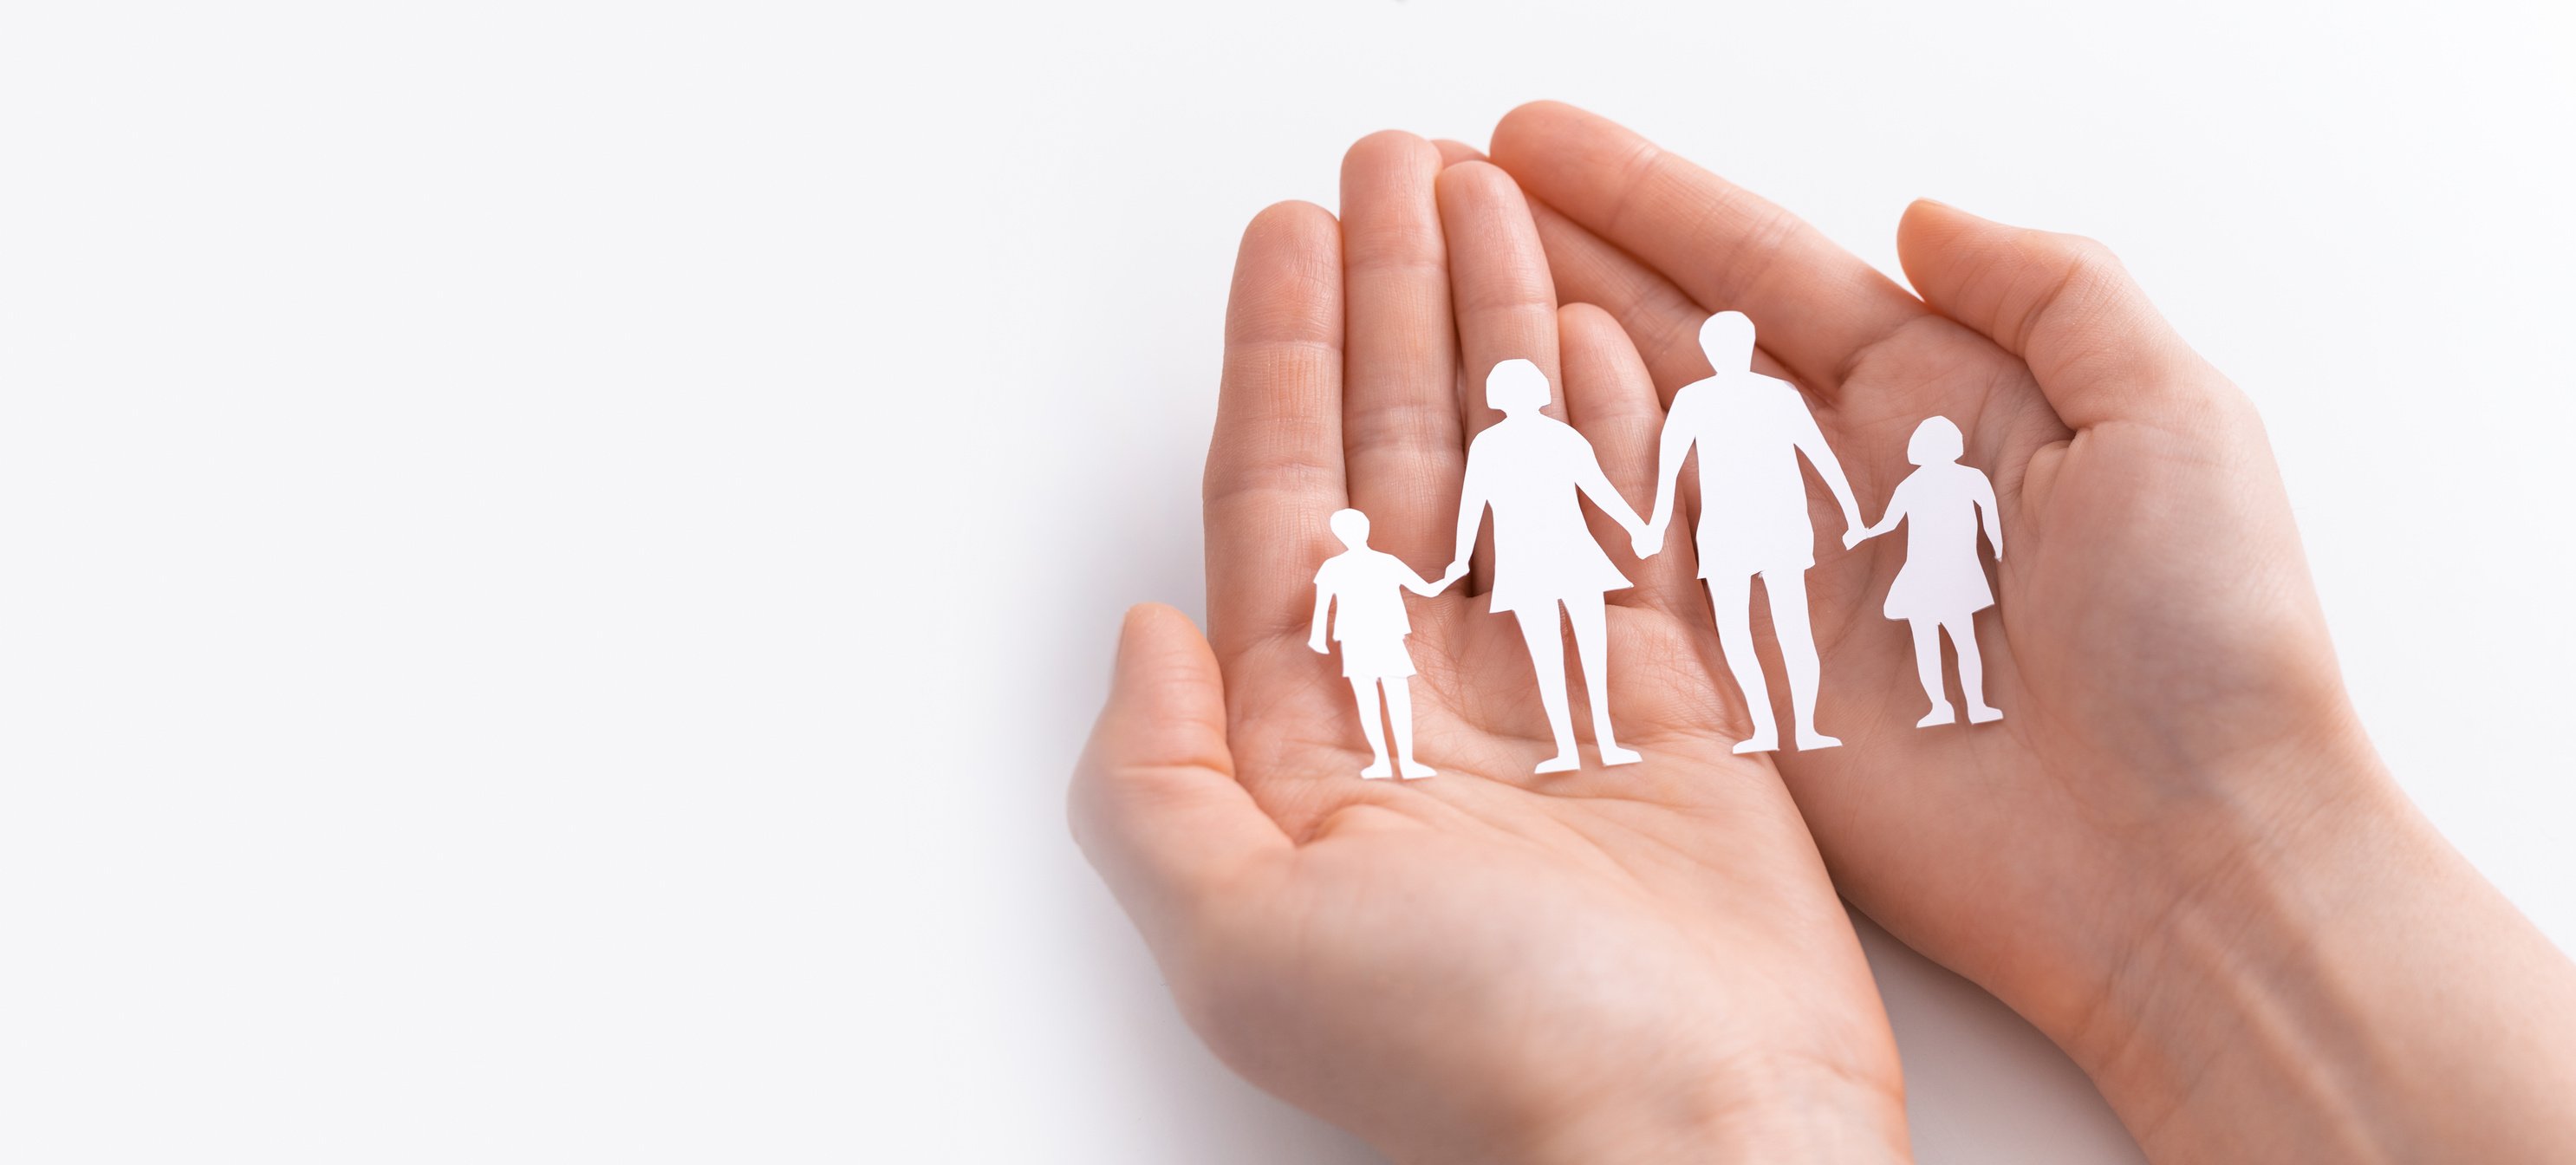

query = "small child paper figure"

[1846,416,2004,727]
[1310,508,1449,779]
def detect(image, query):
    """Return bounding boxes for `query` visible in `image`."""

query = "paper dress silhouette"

[1311,509,1449,778]
[1446,359,1649,773]
[1847,416,2004,727]
[1636,312,1865,753]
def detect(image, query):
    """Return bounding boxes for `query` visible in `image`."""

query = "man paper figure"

[1636,312,1864,753]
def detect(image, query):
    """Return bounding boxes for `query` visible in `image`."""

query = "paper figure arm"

[1402,565,1452,597]
[1574,443,1649,542]
[1307,582,1333,654]
[1637,394,1695,556]
[1846,479,1906,547]
[1970,469,2003,562]
[1442,459,1488,587]
[1792,394,1867,537]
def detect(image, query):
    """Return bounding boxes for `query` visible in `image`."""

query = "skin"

[1071,132,1909,1164]
[1480,101,2576,1161]
[1074,106,2576,1162]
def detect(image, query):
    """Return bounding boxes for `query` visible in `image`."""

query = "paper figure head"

[1907,415,1965,466]
[1700,310,1755,370]
[1485,359,1551,413]
[1328,507,1370,549]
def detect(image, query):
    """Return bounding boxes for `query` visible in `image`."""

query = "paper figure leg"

[1763,569,1840,751]
[1563,594,1640,766]
[1908,619,1955,727]
[1349,677,1395,778]
[1382,680,1435,778]
[1512,606,1583,774]
[1948,614,2001,724]
[1707,576,1779,753]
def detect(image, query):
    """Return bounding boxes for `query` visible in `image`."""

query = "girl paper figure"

[1310,508,1449,779]
[1847,416,2005,727]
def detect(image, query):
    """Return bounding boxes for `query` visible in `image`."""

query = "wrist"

[1473,1057,1909,1165]
[2058,748,2576,1161]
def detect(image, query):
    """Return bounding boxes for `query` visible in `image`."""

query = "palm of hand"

[1071,127,1907,1155]
[1481,101,2372,1025]
[1210,612,1897,1158]
[1083,102,2428,1162]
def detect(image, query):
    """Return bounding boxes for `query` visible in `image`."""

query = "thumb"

[1070,603,1288,947]
[1896,199,2230,430]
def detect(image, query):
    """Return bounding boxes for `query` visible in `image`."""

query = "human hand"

[1072,133,1906,1164]
[1840,527,1869,550]
[1439,560,1470,588]
[1488,101,2576,1160]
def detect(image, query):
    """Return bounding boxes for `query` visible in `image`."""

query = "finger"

[1557,303,1702,610]
[1532,199,1824,541]
[1070,605,1291,950]
[1489,101,1925,396]
[1530,199,1725,400]
[1337,131,1463,569]
[1531,199,1818,399]
[1205,201,1347,663]
[1895,199,2228,430]
[1429,138,1485,167]
[1437,161,1565,429]
[1437,161,1563,596]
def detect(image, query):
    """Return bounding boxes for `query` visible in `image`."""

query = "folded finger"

[1070,605,1291,952]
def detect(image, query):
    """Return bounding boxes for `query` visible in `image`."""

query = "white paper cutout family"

[1310,311,2004,778]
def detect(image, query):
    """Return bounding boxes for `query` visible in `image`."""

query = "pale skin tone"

[1071,105,2576,1162]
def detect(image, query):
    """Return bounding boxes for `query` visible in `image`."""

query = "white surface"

[1,2,2569,1162]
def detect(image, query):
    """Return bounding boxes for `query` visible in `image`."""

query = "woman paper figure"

[1444,359,1650,772]
[1847,416,2005,727]
[1311,508,1449,779]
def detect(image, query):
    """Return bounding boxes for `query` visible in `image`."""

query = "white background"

[3,2,2570,1161]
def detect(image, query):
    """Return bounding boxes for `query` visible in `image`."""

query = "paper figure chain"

[1309,312,2006,778]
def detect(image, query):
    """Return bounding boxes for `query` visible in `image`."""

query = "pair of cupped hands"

[1071,103,2576,1163]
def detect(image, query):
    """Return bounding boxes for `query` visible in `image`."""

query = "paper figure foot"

[1533,752,1581,775]
[1361,759,1395,779]
[1966,704,2003,725]
[1916,702,1956,728]
[1731,733,1778,755]
[1598,744,1643,767]
[1795,732,1842,751]
[1398,758,1437,780]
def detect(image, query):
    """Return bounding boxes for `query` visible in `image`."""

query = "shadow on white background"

[1856,912,2145,1163]
[1052,858,2145,1162]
